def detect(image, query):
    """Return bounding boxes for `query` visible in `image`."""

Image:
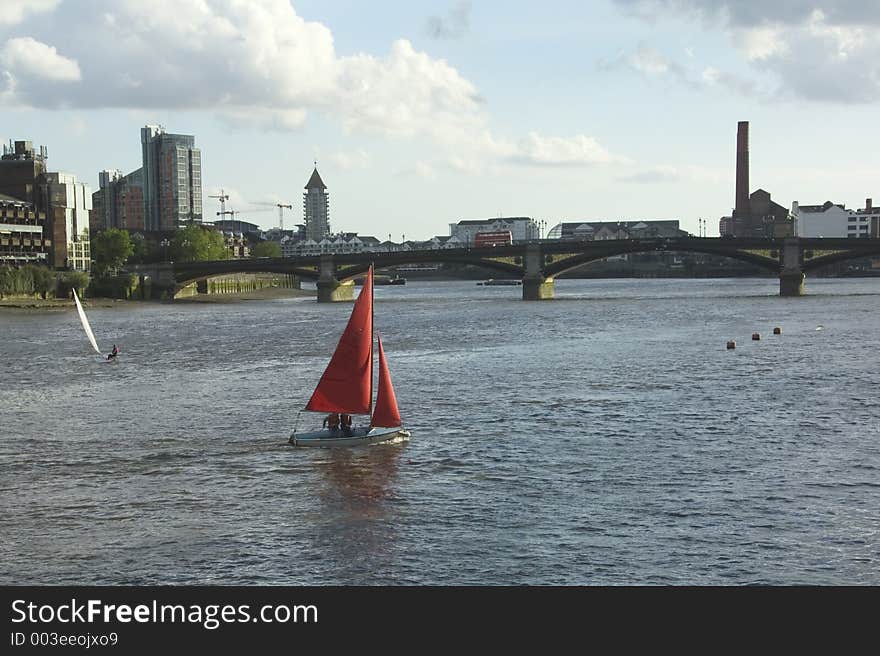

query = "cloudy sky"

[1,0,878,237]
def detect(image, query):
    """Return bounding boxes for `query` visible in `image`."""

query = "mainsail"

[72,288,101,354]
[371,333,402,428]
[305,267,374,414]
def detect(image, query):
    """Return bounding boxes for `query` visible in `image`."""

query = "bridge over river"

[129,236,880,302]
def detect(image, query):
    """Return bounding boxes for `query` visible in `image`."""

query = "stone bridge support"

[316,255,354,303]
[522,243,554,300]
[779,237,805,297]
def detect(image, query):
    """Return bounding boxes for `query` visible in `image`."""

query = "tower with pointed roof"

[303,165,330,241]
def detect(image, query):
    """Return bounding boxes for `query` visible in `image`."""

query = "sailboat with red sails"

[289,265,411,447]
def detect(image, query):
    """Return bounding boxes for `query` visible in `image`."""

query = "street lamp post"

[160,238,170,262]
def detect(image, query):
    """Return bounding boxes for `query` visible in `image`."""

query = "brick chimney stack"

[867,198,873,211]
[735,121,750,214]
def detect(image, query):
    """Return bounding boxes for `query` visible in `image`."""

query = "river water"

[1,277,879,585]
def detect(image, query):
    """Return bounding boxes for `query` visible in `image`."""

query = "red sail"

[305,268,374,414]
[371,332,402,428]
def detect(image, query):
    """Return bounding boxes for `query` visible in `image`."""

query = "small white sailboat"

[289,265,410,447]
[72,289,117,363]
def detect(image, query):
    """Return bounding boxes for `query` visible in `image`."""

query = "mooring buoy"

[773,327,781,335]
[726,340,736,349]
[752,333,760,340]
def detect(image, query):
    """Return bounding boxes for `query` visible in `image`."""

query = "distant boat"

[289,265,410,447]
[354,274,406,286]
[477,279,522,286]
[72,289,117,364]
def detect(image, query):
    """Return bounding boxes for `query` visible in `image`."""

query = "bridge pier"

[316,279,355,302]
[316,254,354,302]
[522,276,554,300]
[779,237,805,297]
[779,270,805,297]
[522,243,554,300]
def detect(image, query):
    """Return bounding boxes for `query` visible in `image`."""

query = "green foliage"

[251,241,281,258]
[57,270,91,298]
[172,224,228,262]
[127,232,149,264]
[0,264,57,298]
[92,228,135,274]
[88,273,138,299]
[31,265,56,299]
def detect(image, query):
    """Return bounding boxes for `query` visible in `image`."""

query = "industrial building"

[723,121,794,238]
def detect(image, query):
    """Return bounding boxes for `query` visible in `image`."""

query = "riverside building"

[793,198,879,238]
[0,140,91,270]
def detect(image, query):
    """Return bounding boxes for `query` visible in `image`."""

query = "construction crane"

[247,201,293,231]
[208,189,230,222]
[275,203,293,231]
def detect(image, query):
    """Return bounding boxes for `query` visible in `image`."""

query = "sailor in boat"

[322,412,341,434]
[340,413,353,437]
[107,344,120,360]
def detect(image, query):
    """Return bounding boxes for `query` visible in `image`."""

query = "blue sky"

[2,0,879,237]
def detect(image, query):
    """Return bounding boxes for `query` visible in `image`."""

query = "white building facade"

[793,199,878,239]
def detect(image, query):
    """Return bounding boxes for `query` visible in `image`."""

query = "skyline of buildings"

[1,116,879,272]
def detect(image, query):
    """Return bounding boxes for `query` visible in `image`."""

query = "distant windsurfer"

[107,344,119,360]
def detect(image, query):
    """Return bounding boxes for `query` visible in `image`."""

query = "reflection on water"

[1,277,880,584]
[309,445,404,584]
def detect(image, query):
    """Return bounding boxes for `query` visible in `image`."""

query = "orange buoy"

[752,332,760,340]
[773,327,781,335]
[726,340,736,349]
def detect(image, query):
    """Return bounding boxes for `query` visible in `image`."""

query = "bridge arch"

[543,241,781,278]
[802,243,880,273]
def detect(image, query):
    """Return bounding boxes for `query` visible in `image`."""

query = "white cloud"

[619,166,681,183]
[507,132,629,167]
[630,45,673,76]
[0,0,59,26]
[394,161,437,179]
[0,1,627,170]
[328,149,370,170]
[1,37,81,81]
[614,1,880,103]
[619,163,724,184]
[335,39,483,139]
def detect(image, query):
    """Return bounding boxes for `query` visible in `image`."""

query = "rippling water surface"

[1,277,879,584]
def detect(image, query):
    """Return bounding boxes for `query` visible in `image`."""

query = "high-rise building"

[140,125,202,231]
[92,168,145,233]
[303,166,330,241]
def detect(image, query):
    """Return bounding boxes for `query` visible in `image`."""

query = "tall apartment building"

[140,125,202,231]
[0,140,91,270]
[92,168,145,233]
[303,167,330,241]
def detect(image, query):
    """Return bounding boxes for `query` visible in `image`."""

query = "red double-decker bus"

[473,231,512,247]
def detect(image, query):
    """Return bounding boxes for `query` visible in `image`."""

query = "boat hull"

[289,426,410,447]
